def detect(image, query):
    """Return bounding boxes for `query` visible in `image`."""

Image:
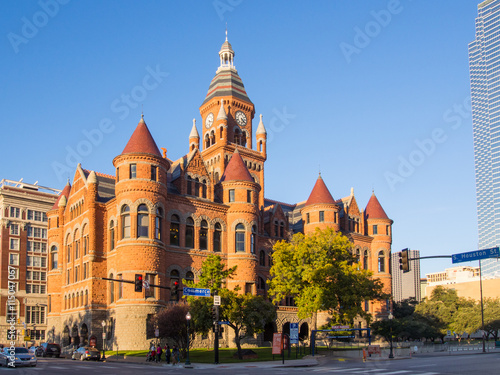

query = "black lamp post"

[101,321,106,361]
[185,312,191,366]
[388,312,394,359]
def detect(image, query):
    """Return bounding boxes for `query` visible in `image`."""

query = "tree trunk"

[234,327,243,360]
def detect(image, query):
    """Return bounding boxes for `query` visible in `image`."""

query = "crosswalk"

[310,367,440,375]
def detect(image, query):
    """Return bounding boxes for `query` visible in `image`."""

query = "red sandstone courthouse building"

[46,37,392,350]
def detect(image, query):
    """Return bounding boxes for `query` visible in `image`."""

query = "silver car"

[0,347,37,367]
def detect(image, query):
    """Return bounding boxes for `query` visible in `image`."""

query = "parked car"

[40,343,61,358]
[0,347,37,367]
[71,346,101,361]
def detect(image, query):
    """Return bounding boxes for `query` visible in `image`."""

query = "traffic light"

[173,281,179,301]
[400,248,410,273]
[134,274,143,292]
[211,305,219,322]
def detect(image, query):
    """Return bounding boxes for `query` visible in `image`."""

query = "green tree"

[268,227,387,322]
[483,298,500,341]
[185,255,276,359]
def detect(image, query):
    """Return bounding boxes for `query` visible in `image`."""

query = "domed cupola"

[301,174,340,233]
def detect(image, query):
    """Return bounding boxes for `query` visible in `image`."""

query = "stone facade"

[46,37,392,350]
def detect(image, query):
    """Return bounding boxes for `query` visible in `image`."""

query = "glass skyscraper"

[469,0,500,277]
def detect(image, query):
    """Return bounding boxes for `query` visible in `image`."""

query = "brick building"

[46,36,392,350]
[0,179,60,346]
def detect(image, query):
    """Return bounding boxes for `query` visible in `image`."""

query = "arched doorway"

[80,323,89,346]
[282,322,290,336]
[71,324,80,347]
[263,322,275,342]
[299,322,309,342]
[62,326,70,347]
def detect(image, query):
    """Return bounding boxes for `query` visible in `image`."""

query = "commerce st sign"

[182,287,211,297]
[452,247,499,264]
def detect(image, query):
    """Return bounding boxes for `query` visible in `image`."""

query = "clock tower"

[199,34,267,206]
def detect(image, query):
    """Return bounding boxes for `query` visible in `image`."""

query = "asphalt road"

[1,352,498,375]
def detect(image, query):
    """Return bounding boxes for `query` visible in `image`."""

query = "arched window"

[202,180,207,198]
[199,220,208,250]
[170,214,180,246]
[210,130,215,146]
[234,128,241,145]
[85,290,88,305]
[274,220,278,237]
[74,229,80,259]
[259,250,266,266]
[185,217,194,248]
[109,273,114,303]
[364,250,369,270]
[251,225,256,254]
[214,172,220,184]
[82,224,89,255]
[235,223,245,252]
[121,205,130,239]
[51,246,58,270]
[109,220,115,250]
[378,251,385,273]
[214,223,221,252]
[137,204,149,238]
[66,234,71,263]
[355,249,360,270]
[185,271,194,282]
[155,208,162,240]
[118,274,123,299]
[258,276,266,290]
[205,134,210,149]
[194,178,200,197]
[280,222,284,238]
[187,176,192,195]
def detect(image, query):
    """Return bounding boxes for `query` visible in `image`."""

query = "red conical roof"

[51,181,72,209]
[219,150,253,182]
[305,174,335,206]
[365,193,389,220]
[121,116,162,157]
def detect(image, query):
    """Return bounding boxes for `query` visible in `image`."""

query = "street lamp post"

[185,312,191,366]
[101,321,106,361]
[388,312,394,359]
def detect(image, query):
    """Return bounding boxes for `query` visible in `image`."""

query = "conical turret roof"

[305,174,335,206]
[121,115,162,157]
[52,180,72,209]
[219,149,253,183]
[365,192,389,220]
[189,119,199,139]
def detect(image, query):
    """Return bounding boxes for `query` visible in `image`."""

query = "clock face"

[235,111,247,126]
[205,113,214,128]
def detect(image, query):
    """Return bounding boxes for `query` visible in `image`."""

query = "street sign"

[155,328,159,338]
[272,333,283,355]
[183,287,211,297]
[290,323,299,344]
[452,247,500,264]
[219,321,230,325]
[214,295,221,306]
[143,280,150,289]
[331,325,350,329]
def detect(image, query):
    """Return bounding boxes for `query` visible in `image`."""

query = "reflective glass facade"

[469,0,500,276]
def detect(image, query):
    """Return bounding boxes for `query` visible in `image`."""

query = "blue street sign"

[182,287,211,297]
[452,247,500,264]
[290,322,299,344]
[219,321,230,325]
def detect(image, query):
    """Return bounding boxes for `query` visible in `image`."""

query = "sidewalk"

[104,354,319,369]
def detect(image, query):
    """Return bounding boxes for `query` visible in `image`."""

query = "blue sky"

[0,0,483,277]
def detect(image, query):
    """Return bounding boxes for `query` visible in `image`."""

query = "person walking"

[172,345,179,365]
[150,342,156,362]
[164,344,171,364]
[156,344,162,363]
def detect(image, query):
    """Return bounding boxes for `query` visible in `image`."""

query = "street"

[1,352,498,374]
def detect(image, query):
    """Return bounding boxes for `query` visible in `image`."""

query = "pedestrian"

[172,345,179,365]
[156,344,162,363]
[150,342,156,362]
[164,344,171,364]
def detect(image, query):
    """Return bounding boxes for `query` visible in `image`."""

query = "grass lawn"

[110,346,310,363]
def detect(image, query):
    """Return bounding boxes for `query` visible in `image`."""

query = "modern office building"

[391,249,421,302]
[469,0,500,276]
[0,179,60,346]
